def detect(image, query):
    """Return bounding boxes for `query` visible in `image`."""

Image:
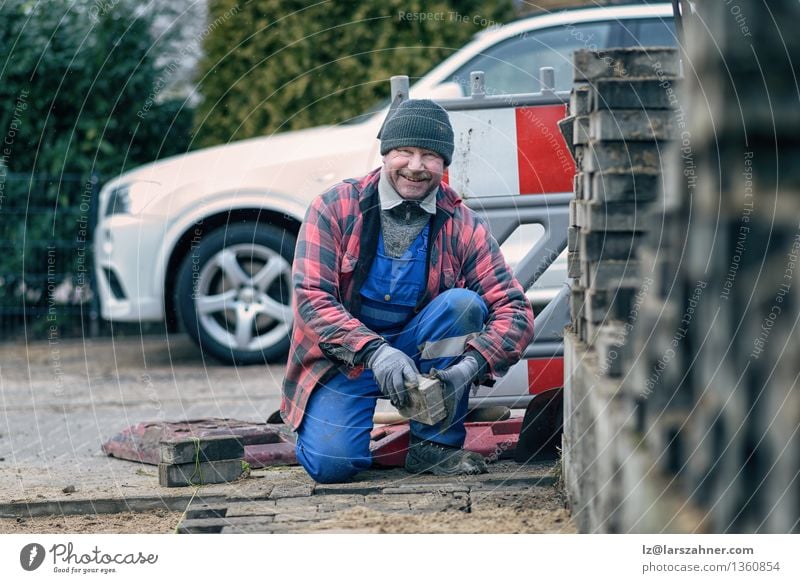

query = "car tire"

[175,222,296,365]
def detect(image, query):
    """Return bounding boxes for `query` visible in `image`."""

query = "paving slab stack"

[561,46,681,533]
[159,436,246,488]
[626,1,800,533]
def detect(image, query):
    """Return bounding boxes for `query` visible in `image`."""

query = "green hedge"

[193,0,515,146]
[0,0,192,338]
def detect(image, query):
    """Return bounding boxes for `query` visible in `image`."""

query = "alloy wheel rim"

[194,243,293,351]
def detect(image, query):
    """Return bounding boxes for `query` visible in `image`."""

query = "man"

[281,99,534,483]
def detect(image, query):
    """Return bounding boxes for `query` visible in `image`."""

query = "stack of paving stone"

[560,47,681,532]
[159,436,245,488]
[628,1,800,533]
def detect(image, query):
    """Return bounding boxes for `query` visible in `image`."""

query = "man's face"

[383,146,446,200]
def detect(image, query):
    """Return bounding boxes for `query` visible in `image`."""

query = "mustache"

[398,169,432,181]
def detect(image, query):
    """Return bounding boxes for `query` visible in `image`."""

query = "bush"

[193,0,515,146]
[0,0,193,338]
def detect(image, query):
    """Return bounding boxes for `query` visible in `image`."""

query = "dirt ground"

[1,509,184,534]
[1,486,574,534]
[309,487,574,534]
[1,334,575,534]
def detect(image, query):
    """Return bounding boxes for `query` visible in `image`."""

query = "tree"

[0,0,193,177]
[193,0,516,146]
[0,0,193,336]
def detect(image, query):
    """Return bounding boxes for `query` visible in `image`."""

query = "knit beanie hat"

[379,99,454,166]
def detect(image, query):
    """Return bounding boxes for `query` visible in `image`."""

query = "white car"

[94,4,676,364]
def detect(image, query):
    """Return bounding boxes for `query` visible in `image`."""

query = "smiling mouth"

[400,174,429,183]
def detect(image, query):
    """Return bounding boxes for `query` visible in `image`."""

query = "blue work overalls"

[295,224,488,483]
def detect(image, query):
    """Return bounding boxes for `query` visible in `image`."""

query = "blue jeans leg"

[390,288,488,447]
[295,370,380,483]
[296,289,487,481]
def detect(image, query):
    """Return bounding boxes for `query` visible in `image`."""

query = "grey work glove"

[367,344,418,408]
[434,355,481,429]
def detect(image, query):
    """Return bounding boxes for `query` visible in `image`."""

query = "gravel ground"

[0,333,574,534]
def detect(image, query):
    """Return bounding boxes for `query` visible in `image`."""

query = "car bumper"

[94,214,166,322]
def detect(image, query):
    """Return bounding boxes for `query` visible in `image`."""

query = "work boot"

[404,437,488,476]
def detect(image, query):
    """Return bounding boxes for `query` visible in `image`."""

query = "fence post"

[87,172,100,338]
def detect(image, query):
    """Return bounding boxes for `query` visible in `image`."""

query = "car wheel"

[175,223,295,365]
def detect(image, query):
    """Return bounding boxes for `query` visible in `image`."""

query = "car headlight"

[104,180,162,216]
[105,184,130,216]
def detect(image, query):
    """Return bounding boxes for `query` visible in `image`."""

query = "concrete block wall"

[563,47,681,533]
[631,0,800,534]
[564,1,800,533]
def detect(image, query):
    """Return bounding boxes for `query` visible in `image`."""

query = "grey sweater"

[377,169,436,258]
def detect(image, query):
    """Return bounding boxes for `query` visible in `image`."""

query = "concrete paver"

[0,335,575,533]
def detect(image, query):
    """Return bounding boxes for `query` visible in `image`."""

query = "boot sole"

[404,456,487,476]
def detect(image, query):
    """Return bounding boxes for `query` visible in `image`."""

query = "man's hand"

[434,355,481,429]
[367,344,418,408]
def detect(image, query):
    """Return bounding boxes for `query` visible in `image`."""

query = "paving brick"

[223,501,279,518]
[573,115,591,145]
[589,109,677,142]
[381,483,469,495]
[570,287,586,322]
[363,494,412,512]
[315,494,366,513]
[177,515,274,534]
[573,173,585,200]
[573,47,679,82]
[594,323,628,377]
[312,483,382,496]
[568,226,579,252]
[273,496,318,508]
[579,231,642,262]
[592,78,682,111]
[269,483,315,499]
[584,287,638,324]
[183,504,228,520]
[584,141,665,173]
[570,84,592,116]
[588,171,661,203]
[397,375,446,426]
[567,251,581,278]
[580,259,641,289]
[573,144,586,171]
[684,1,800,77]
[575,200,648,233]
[575,316,588,343]
[689,79,800,146]
[219,523,274,534]
[273,508,322,522]
[159,435,244,465]
[158,459,244,488]
[690,144,800,224]
[223,477,274,501]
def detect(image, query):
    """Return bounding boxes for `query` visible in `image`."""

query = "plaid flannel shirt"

[281,168,534,430]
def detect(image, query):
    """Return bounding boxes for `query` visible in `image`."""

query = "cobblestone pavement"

[176,462,574,534]
[0,334,574,533]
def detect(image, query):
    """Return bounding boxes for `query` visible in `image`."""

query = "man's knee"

[295,439,371,484]
[432,288,487,332]
[299,454,360,484]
